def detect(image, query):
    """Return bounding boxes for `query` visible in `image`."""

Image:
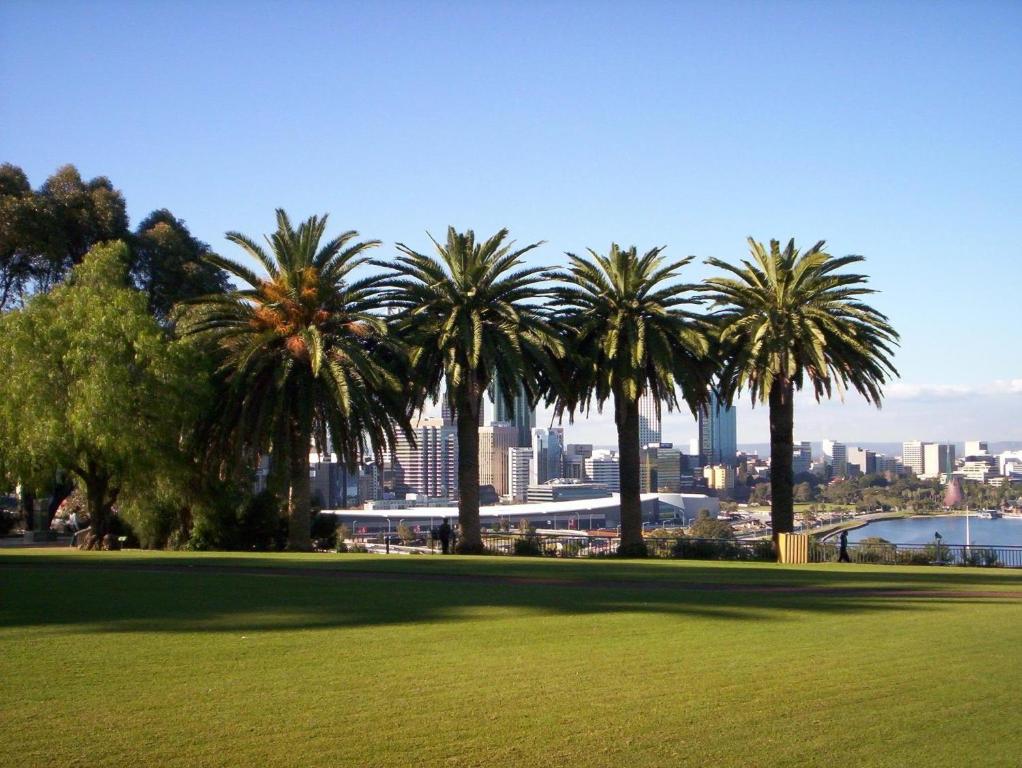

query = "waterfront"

[848,515,1022,546]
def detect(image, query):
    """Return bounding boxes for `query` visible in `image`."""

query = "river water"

[847,515,1022,546]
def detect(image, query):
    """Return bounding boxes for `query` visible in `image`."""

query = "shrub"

[854,536,896,564]
[896,549,933,566]
[106,514,139,548]
[513,536,542,556]
[671,537,742,560]
[747,539,776,561]
[190,489,286,551]
[964,548,1000,568]
[311,512,338,550]
[922,541,953,564]
[0,510,16,537]
[559,539,588,557]
[810,540,837,562]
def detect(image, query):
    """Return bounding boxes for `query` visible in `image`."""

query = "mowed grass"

[2,550,1021,768]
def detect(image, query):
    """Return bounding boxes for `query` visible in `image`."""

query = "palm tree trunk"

[287,432,312,551]
[616,389,647,556]
[769,377,795,545]
[455,391,484,554]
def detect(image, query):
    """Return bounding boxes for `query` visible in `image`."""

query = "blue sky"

[2,0,1020,446]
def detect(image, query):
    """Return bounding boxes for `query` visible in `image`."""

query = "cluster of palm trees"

[181,210,898,556]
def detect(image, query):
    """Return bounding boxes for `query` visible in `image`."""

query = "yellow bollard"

[777,532,810,564]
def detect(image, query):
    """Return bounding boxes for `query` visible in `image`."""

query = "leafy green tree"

[0,164,52,310]
[131,209,229,321]
[548,245,714,556]
[688,510,735,539]
[0,163,129,308]
[793,481,815,503]
[397,521,416,545]
[379,228,562,553]
[179,210,407,550]
[704,238,898,545]
[0,241,205,546]
[750,481,771,505]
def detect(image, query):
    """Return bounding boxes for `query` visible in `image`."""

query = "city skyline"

[2,3,1019,442]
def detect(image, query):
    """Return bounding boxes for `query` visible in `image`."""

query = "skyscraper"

[823,439,848,478]
[478,423,518,496]
[562,443,593,480]
[507,447,533,502]
[585,451,620,491]
[964,440,989,456]
[923,443,955,479]
[490,379,535,446]
[846,446,876,476]
[529,427,564,486]
[901,440,929,476]
[792,442,813,476]
[391,417,458,498]
[698,391,737,467]
[638,392,661,447]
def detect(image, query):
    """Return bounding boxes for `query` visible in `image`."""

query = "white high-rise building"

[823,440,848,478]
[585,451,620,492]
[1000,451,1022,479]
[391,417,458,498]
[507,447,533,502]
[902,440,929,476]
[964,440,989,456]
[923,443,955,479]
[638,392,662,447]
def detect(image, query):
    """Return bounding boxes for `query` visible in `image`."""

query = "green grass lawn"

[2,550,1020,768]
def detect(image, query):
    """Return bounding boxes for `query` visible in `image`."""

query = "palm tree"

[547,245,715,556]
[703,238,898,544]
[379,228,562,553]
[180,210,407,550]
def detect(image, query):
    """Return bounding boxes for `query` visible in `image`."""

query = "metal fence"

[357,530,1022,568]
[809,539,1022,568]
[476,532,776,561]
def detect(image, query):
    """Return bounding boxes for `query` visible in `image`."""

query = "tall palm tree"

[703,238,898,544]
[547,245,714,556]
[379,228,562,553]
[180,210,407,550]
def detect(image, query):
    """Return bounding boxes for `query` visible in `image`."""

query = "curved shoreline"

[825,512,1022,546]
[816,511,909,542]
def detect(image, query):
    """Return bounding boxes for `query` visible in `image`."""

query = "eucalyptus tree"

[547,244,715,556]
[379,228,562,553]
[0,241,203,547]
[703,238,898,543]
[131,209,229,322]
[180,210,408,551]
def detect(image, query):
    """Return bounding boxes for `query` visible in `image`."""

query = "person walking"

[438,518,452,555]
[838,530,851,563]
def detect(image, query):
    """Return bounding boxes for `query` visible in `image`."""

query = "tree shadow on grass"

[2,554,1018,635]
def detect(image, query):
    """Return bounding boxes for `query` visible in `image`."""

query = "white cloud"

[885,378,1022,401]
